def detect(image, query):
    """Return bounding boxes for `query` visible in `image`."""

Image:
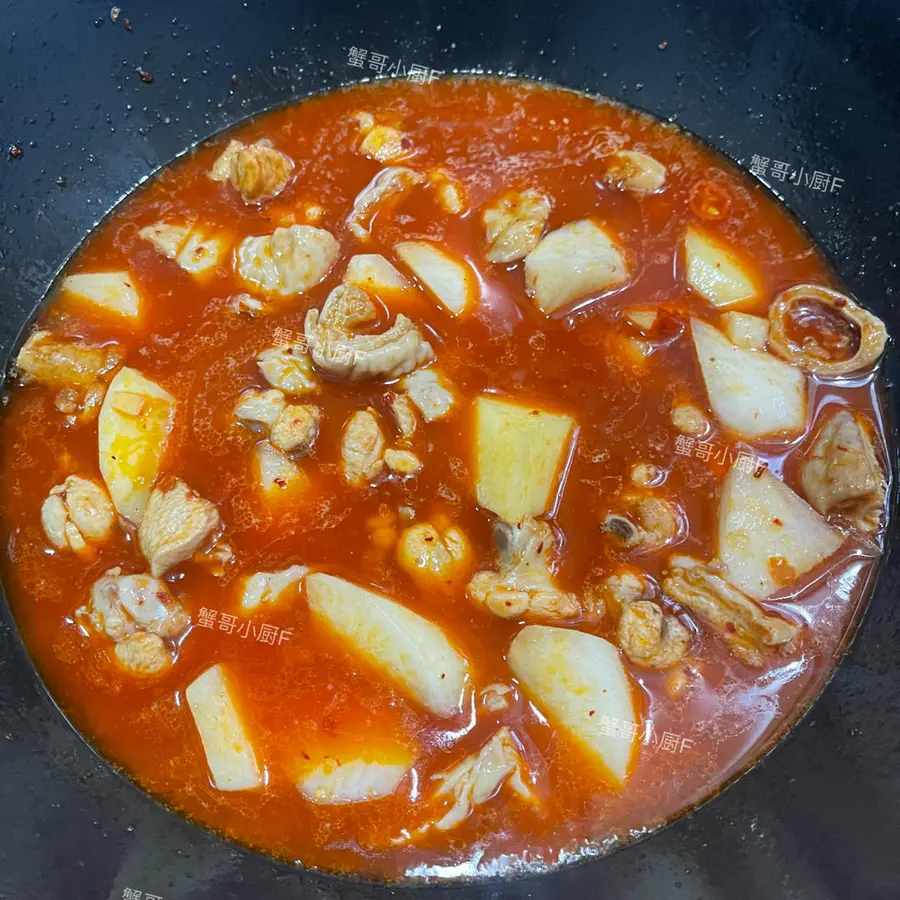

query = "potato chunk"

[474,395,575,523]
[305,573,470,717]
[691,318,806,439]
[508,625,637,786]
[395,241,477,317]
[721,311,769,350]
[139,222,228,276]
[719,463,844,599]
[524,219,628,314]
[683,227,760,308]
[237,225,339,297]
[98,367,176,523]
[60,271,143,320]
[344,253,410,296]
[186,664,262,791]
[297,741,413,804]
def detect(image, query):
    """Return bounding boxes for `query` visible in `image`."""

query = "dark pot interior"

[0,1,898,898]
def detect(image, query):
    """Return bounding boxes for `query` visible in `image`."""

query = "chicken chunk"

[138,478,221,576]
[603,150,667,193]
[240,564,308,612]
[237,225,339,296]
[467,517,580,620]
[662,555,801,667]
[210,138,294,202]
[428,168,467,215]
[401,368,456,422]
[602,495,680,552]
[482,189,551,263]
[383,390,418,440]
[342,409,386,486]
[590,569,654,616]
[801,409,886,534]
[396,522,471,589]
[346,166,426,241]
[430,727,537,832]
[358,124,412,163]
[41,475,116,555]
[305,285,434,381]
[270,403,321,455]
[617,600,691,669]
[384,448,422,475]
[234,388,287,429]
[113,631,172,675]
[524,218,629,314]
[16,329,121,389]
[480,683,514,713]
[257,344,318,394]
[671,402,709,436]
[81,568,189,643]
[227,292,267,317]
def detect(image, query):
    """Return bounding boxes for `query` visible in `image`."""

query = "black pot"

[1,1,898,898]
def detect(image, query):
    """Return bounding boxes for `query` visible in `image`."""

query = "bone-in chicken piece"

[270,404,321,455]
[617,600,691,669]
[602,495,680,551]
[430,727,537,832]
[383,390,418,440]
[237,225,339,296]
[662,555,801,667]
[467,517,580,620]
[210,138,295,202]
[41,475,116,555]
[401,368,456,421]
[138,478,221,576]
[346,166,425,241]
[482,189,551,263]
[305,284,434,381]
[524,218,628,314]
[16,329,121,389]
[78,567,189,675]
[801,409,886,534]
[341,409,386,486]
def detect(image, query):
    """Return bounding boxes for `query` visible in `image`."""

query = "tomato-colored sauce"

[0,77,888,880]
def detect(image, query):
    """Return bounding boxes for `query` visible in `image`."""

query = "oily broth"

[0,77,887,878]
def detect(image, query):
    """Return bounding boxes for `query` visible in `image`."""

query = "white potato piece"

[721,311,769,350]
[139,223,228,276]
[344,254,410,295]
[394,241,477,317]
[402,368,456,422]
[719,463,845,599]
[683,227,760,308]
[61,271,142,320]
[253,440,306,500]
[524,219,628,314]
[691,318,806,439]
[297,743,413,805]
[474,395,575,523]
[508,625,637,786]
[185,664,262,792]
[240,564,308,612]
[98,367,176,523]
[236,225,339,297]
[305,573,470,717]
